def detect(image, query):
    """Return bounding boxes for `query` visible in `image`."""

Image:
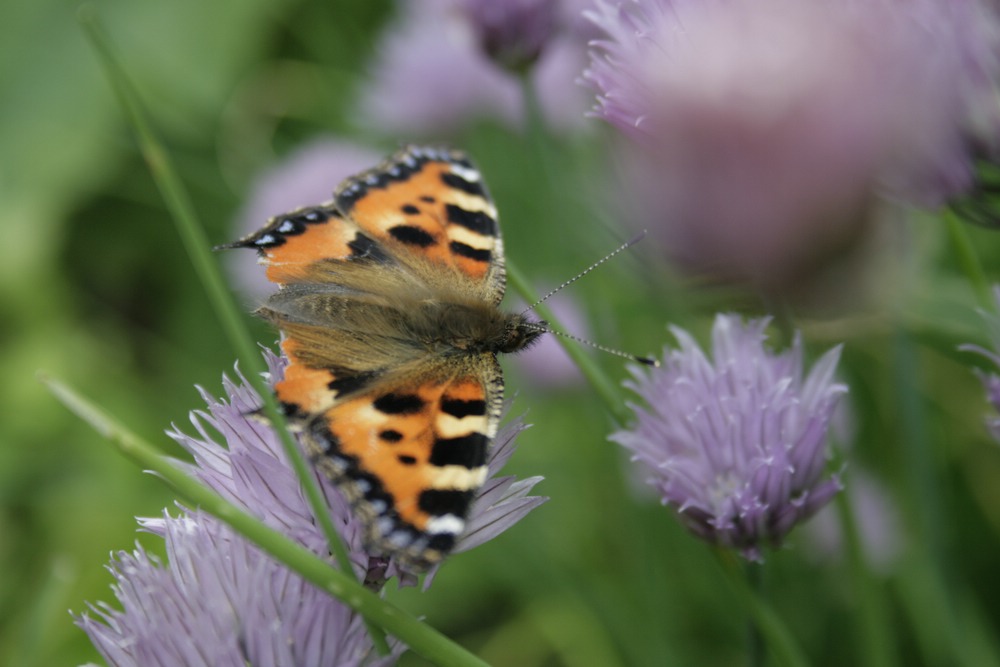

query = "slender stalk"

[892,328,945,579]
[512,71,640,426]
[944,208,993,311]
[519,71,551,172]
[835,491,896,667]
[712,551,809,667]
[746,562,764,667]
[43,375,490,667]
[892,326,966,663]
[76,4,388,649]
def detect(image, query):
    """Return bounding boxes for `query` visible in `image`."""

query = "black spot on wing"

[279,401,307,420]
[347,232,389,261]
[441,398,487,419]
[427,533,456,552]
[328,371,378,397]
[389,225,436,247]
[398,455,417,465]
[401,204,420,215]
[449,241,492,263]
[429,433,488,469]
[445,204,496,237]
[418,489,473,517]
[441,172,486,197]
[379,429,404,443]
[420,195,436,203]
[373,393,426,415]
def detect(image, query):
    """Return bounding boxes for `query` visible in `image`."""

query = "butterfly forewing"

[218,205,394,286]
[335,146,506,303]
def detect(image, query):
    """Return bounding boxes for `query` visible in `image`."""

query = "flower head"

[356,1,590,135]
[612,315,847,560]
[76,352,546,663]
[461,0,559,72]
[583,0,1000,288]
[78,513,404,667]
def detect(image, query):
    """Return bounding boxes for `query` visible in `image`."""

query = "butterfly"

[220,145,544,569]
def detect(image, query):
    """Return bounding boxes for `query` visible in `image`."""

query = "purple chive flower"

[75,351,546,664]
[461,0,559,72]
[228,139,382,301]
[78,513,405,667]
[960,286,1000,443]
[582,0,1000,288]
[611,315,847,561]
[356,1,591,135]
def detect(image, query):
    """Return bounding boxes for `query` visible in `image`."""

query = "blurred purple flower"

[462,0,559,72]
[803,468,904,573]
[980,372,1000,443]
[960,285,1000,443]
[356,1,591,135]
[582,0,1000,288]
[228,139,382,300]
[612,314,847,561]
[76,351,546,663]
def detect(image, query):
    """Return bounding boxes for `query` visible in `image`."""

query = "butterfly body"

[224,146,541,569]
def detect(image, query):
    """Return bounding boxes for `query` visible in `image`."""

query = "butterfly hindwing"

[304,360,503,568]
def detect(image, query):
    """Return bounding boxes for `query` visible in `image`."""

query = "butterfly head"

[500,313,546,354]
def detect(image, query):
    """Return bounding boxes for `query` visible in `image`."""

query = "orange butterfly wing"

[335,146,505,302]
[309,369,499,566]
[226,146,516,569]
[219,205,389,417]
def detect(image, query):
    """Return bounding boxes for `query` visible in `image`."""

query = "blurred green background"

[5,1,1000,665]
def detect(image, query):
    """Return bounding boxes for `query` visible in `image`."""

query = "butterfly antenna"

[519,231,647,316]
[523,322,659,367]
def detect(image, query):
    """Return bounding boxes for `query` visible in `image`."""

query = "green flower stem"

[956,587,1000,667]
[835,491,896,667]
[892,328,945,574]
[42,375,490,667]
[506,261,632,426]
[944,208,993,311]
[746,563,764,667]
[892,326,965,663]
[513,74,640,427]
[77,4,385,649]
[713,551,809,667]
[519,71,552,178]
